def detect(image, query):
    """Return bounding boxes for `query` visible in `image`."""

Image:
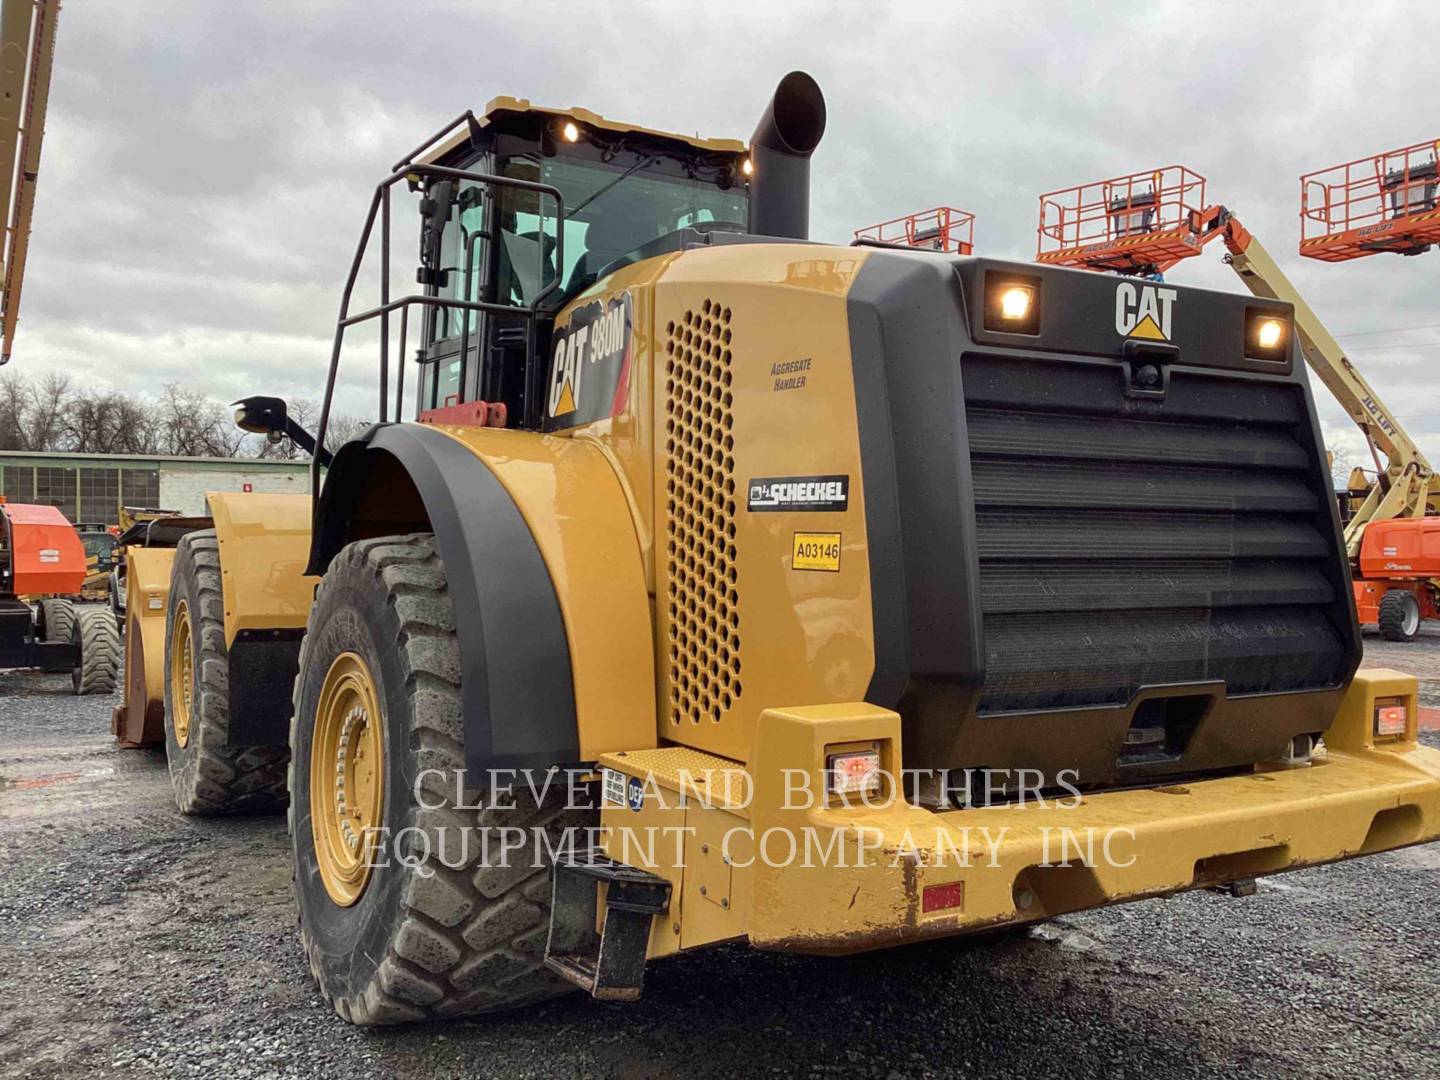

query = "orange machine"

[1300,138,1440,262]
[1353,519,1440,638]
[1032,164,1440,639]
[0,500,87,596]
[0,499,118,688]
[854,205,975,254]
[1037,166,1210,275]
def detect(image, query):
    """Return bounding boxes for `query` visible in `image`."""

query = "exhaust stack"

[747,71,827,241]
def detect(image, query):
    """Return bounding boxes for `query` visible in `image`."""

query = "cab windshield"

[495,154,747,304]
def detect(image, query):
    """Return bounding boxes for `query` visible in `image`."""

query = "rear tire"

[40,598,75,643]
[1378,589,1421,642]
[290,534,591,1025]
[71,605,120,695]
[162,530,289,815]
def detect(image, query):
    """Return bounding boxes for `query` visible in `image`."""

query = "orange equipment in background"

[1300,138,1440,261]
[853,206,975,254]
[0,499,87,596]
[1031,160,1440,640]
[1037,166,1210,275]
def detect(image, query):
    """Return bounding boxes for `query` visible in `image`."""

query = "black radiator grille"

[962,353,1348,715]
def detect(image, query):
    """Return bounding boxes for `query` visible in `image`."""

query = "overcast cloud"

[13,0,1440,470]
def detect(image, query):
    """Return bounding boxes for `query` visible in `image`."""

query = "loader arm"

[1215,214,1437,557]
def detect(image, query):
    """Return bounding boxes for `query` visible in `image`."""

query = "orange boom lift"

[0,499,119,690]
[853,205,975,254]
[1036,158,1440,640]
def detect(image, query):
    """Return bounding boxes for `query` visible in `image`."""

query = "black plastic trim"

[309,423,578,781]
[846,253,987,709]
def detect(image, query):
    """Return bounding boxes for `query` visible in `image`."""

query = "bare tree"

[157,383,248,458]
[0,372,372,460]
[0,373,27,449]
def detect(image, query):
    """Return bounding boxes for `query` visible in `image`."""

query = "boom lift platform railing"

[1032,164,1436,562]
[1037,166,1208,276]
[1300,138,1440,262]
[853,206,975,254]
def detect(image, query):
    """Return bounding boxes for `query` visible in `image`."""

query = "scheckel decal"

[545,291,634,430]
[747,475,849,512]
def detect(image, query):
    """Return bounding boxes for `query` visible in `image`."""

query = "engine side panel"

[647,244,877,763]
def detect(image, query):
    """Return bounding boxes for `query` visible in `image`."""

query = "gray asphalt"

[2,636,1439,1079]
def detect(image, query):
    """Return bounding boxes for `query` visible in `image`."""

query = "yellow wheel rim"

[171,601,194,749]
[311,652,386,907]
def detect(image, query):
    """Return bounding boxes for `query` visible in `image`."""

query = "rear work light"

[827,747,882,796]
[983,271,1041,335]
[1245,307,1290,361]
[1375,697,1409,738]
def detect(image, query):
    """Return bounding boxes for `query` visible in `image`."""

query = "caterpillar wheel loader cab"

[209,73,1440,1024]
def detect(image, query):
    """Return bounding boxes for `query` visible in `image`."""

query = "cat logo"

[1114,281,1177,341]
[544,291,633,431]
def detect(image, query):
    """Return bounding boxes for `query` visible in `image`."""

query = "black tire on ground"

[1378,589,1422,642]
[40,597,75,643]
[162,530,289,815]
[290,534,593,1025]
[71,605,120,695]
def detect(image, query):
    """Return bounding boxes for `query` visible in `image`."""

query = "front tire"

[1378,589,1421,642]
[290,534,591,1025]
[162,531,289,814]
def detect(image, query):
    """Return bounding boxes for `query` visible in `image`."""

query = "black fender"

[308,422,577,784]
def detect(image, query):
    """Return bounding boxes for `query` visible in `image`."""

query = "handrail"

[312,145,565,510]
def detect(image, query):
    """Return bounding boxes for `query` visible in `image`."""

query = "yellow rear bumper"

[599,669,1440,957]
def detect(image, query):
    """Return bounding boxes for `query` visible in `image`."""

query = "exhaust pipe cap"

[757,70,826,157]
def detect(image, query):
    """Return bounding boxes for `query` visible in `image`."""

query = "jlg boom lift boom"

[1037,153,1440,640]
[116,75,1440,1025]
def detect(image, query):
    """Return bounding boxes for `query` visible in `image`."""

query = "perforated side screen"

[663,299,741,725]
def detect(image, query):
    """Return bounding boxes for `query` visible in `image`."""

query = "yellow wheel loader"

[120,73,1440,1024]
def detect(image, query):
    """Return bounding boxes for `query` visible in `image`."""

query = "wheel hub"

[170,601,194,748]
[311,652,385,907]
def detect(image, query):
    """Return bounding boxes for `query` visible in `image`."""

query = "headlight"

[983,272,1042,335]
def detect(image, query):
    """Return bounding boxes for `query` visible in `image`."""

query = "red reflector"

[922,881,965,914]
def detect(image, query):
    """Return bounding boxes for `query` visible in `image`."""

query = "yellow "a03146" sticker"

[792,532,841,572]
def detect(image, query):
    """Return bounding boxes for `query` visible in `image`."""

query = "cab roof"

[412,95,748,166]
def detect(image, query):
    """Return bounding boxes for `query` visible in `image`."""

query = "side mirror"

[231,395,333,469]
[233,395,290,436]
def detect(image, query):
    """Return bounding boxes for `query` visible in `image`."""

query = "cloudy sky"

[14,0,1440,471]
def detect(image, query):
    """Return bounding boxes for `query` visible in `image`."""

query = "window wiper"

[565,155,659,220]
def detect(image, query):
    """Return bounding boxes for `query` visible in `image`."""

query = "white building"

[0,450,309,522]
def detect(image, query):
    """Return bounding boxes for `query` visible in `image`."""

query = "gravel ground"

[2,634,1439,1079]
